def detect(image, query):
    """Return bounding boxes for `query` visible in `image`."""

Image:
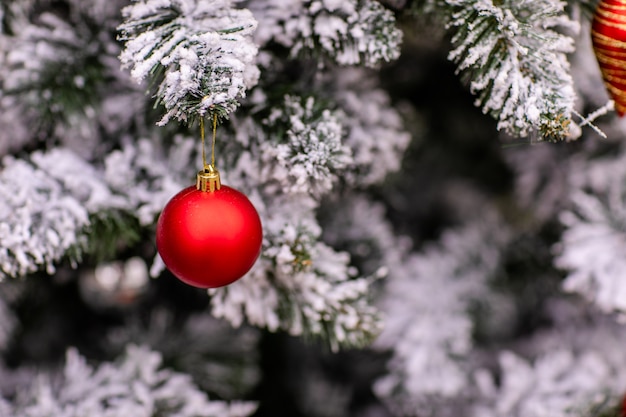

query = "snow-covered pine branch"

[472,301,626,417]
[3,4,98,108]
[473,349,620,417]
[106,311,261,399]
[327,68,413,185]
[207,95,384,350]
[554,150,626,316]
[103,136,191,226]
[0,153,92,278]
[374,214,511,416]
[118,0,260,125]
[259,95,352,197]
[423,0,578,141]
[246,0,402,67]
[320,192,410,277]
[0,0,128,155]
[209,221,382,351]
[3,345,257,417]
[0,137,194,280]
[503,142,572,224]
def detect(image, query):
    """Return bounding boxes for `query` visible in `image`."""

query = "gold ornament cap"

[196,165,221,192]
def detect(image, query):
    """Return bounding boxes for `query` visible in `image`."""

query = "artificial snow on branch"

[0,138,194,279]
[2,6,98,107]
[260,95,352,197]
[103,136,192,226]
[503,142,572,224]
[320,192,411,277]
[0,154,90,278]
[107,311,261,399]
[325,67,413,185]
[118,0,260,125]
[4,345,257,417]
[0,0,123,154]
[374,213,510,415]
[246,0,402,67]
[205,94,388,349]
[554,150,626,315]
[209,192,383,351]
[430,0,578,141]
[474,349,619,417]
[472,301,626,417]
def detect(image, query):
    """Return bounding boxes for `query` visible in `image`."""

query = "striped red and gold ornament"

[592,0,626,116]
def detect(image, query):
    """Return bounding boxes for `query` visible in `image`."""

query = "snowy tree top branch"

[118,0,260,125]
[442,0,578,141]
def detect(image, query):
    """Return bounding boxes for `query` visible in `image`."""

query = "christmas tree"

[2,0,626,416]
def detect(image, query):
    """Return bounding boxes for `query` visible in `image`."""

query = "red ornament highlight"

[156,179,263,289]
[592,0,626,116]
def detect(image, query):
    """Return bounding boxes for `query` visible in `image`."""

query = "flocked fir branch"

[3,6,102,116]
[207,94,391,350]
[118,0,260,125]
[319,192,411,277]
[326,67,413,186]
[501,139,574,228]
[471,300,626,417]
[0,139,190,279]
[415,0,578,141]
[473,349,622,417]
[374,211,511,416]
[259,95,352,197]
[103,136,192,226]
[554,150,626,316]
[245,0,403,67]
[209,214,383,351]
[0,153,91,278]
[1,0,130,148]
[106,311,261,399]
[4,345,257,417]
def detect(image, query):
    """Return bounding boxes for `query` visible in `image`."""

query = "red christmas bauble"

[592,0,626,116]
[156,184,263,288]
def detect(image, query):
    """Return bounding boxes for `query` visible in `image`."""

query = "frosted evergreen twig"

[4,345,257,417]
[555,152,626,315]
[375,213,510,414]
[118,0,260,125]
[247,0,402,67]
[432,0,578,141]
